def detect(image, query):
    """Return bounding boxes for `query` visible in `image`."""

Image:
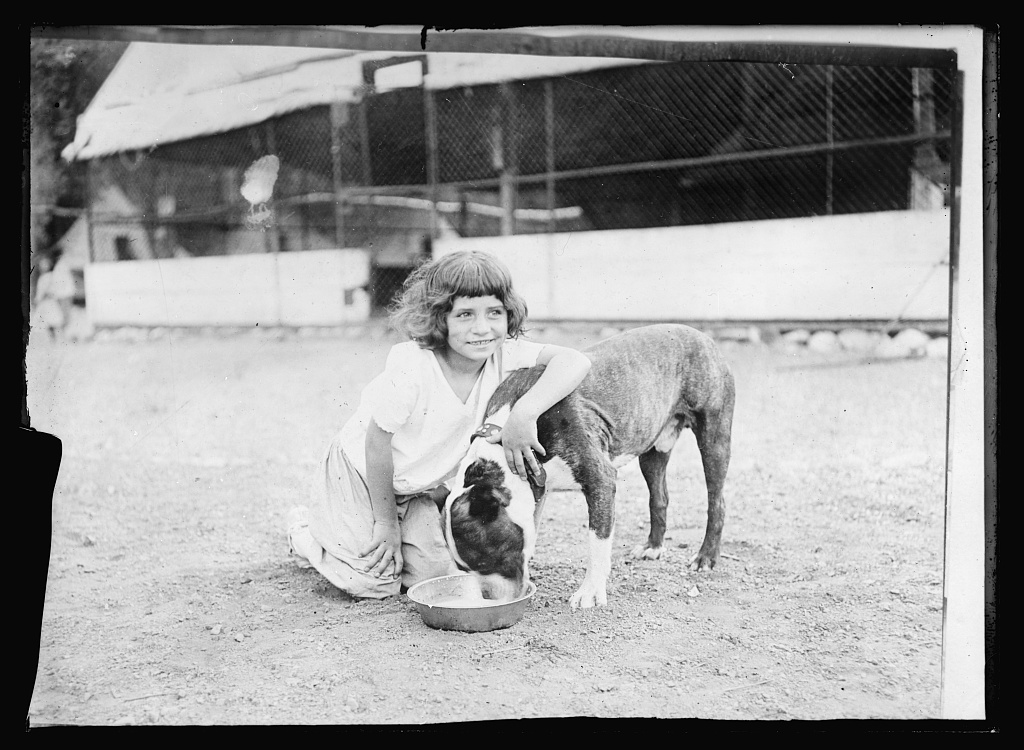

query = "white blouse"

[338,337,544,494]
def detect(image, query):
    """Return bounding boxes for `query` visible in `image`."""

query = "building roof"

[61,42,650,162]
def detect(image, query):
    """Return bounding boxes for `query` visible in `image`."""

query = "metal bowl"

[406,574,536,632]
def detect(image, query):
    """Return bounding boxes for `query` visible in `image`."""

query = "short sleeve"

[501,337,545,376]
[361,344,422,434]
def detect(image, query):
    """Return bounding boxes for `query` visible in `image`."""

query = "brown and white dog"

[441,324,736,609]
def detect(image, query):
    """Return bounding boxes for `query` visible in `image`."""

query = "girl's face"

[444,295,508,366]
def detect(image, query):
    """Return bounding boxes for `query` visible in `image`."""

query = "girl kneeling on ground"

[287,250,592,598]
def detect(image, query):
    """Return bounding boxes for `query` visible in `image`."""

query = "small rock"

[234,633,245,642]
[210,624,223,635]
[926,336,949,358]
[687,585,701,598]
[345,696,359,711]
[837,328,881,353]
[780,329,811,345]
[806,330,840,353]
[892,327,931,356]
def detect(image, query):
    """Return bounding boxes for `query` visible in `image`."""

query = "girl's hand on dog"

[361,521,403,577]
[488,407,545,480]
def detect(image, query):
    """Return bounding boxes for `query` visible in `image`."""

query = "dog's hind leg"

[630,447,672,560]
[689,386,734,572]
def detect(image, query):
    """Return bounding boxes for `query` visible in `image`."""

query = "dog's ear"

[461,459,511,523]
[463,458,507,489]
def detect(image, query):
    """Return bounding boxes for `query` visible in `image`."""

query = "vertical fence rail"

[545,79,556,236]
[424,83,439,246]
[329,99,346,249]
[825,65,835,215]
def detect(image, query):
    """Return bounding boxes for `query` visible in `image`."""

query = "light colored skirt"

[287,433,459,599]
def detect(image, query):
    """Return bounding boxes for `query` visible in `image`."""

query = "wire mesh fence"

[74,56,954,307]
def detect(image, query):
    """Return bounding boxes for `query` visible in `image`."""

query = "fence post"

[330,97,347,248]
[825,65,834,215]
[264,120,283,326]
[910,67,941,210]
[498,82,517,236]
[545,79,556,235]
[85,161,95,263]
[358,88,373,186]
[264,120,283,255]
[739,65,758,215]
[424,62,439,244]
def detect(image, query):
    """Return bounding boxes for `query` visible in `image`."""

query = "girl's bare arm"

[499,345,592,477]
[361,420,404,577]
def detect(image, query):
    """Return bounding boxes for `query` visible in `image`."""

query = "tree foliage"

[28,36,128,253]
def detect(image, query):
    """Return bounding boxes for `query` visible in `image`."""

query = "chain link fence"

[76,56,953,309]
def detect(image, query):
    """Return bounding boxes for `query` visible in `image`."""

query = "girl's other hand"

[491,407,545,479]
[361,521,403,578]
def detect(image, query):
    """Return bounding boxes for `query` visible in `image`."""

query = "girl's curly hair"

[389,251,529,350]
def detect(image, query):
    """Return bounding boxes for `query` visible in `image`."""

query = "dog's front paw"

[570,577,608,609]
[630,544,663,560]
[688,550,718,572]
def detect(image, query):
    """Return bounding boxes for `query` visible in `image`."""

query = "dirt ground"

[24,322,948,726]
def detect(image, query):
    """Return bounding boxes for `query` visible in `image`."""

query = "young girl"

[287,250,592,599]
[33,253,75,341]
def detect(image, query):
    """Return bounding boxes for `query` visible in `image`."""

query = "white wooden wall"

[83,210,950,327]
[84,249,371,327]
[435,209,951,322]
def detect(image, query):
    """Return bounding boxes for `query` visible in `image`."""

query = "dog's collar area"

[469,423,547,490]
[470,423,503,444]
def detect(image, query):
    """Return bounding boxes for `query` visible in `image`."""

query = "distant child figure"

[33,253,75,341]
[287,251,592,598]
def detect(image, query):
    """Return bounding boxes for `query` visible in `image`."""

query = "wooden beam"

[545,79,556,234]
[329,101,347,248]
[424,79,440,241]
[29,26,958,70]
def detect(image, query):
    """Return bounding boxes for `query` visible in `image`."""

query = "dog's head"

[442,434,538,602]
